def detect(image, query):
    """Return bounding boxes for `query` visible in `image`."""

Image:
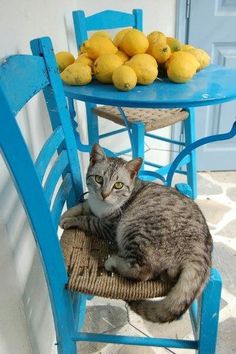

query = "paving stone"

[226,187,236,202]
[217,318,236,354]
[196,199,230,225]
[209,171,236,184]
[198,174,223,195]
[216,219,236,239]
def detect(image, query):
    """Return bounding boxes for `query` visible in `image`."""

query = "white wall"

[0,1,176,353]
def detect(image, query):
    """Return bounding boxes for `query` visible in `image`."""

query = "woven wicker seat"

[61,229,173,301]
[93,106,189,132]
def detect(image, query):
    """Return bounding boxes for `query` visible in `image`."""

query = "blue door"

[176,0,236,171]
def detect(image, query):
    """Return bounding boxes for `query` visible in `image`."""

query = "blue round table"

[64,64,236,196]
[64,64,236,109]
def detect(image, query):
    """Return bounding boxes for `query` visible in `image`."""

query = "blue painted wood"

[64,65,236,109]
[184,108,197,199]
[0,55,49,115]
[130,122,145,167]
[99,127,128,139]
[35,126,65,182]
[198,268,222,353]
[85,102,99,145]
[72,332,198,349]
[73,293,87,331]
[51,174,73,227]
[44,150,69,204]
[145,132,185,146]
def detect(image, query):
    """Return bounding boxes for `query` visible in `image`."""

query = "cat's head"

[86,144,142,207]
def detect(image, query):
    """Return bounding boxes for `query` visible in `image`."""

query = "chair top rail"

[0,55,49,115]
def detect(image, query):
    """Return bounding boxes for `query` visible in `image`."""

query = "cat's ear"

[90,144,106,165]
[126,157,143,178]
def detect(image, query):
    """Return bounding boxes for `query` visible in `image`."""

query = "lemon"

[181,44,194,51]
[61,63,92,85]
[167,52,198,83]
[119,29,149,56]
[84,36,117,60]
[94,54,123,83]
[147,31,166,46]
[75,53,93,69]
[167,51,200,71]
[116,50,129,63]
[166,37,182,52]
[112,65,137,91]
[126,53,158,85]
[187,48,211,70]
[90,30,111,40]
[113,28,132,47]
[55,51,75,73]
[149,43,171,64]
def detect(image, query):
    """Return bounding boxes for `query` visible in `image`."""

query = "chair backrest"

[73,9,143,49]
[0,36,82,331]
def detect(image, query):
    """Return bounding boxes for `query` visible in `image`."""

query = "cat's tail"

[128,262,210,323]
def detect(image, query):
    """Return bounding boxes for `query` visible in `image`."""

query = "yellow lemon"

[147,31,166,46]
[94,54,123,83]
[167,51,200,71]
[187,48,211,70]
[181,44,195,51]
[112,65,137,91]
[113,28,132,47]
[119,29,149,56]
[126,53,158,85]
[90,30,111,40]
[55,51,75,73]
[167,53,198,83]
[84,36,117,60]
[166,37,182,52]
[116,50,129,63]
[149,43,171,64]
[75,53,93,69]
[61,63,92,85]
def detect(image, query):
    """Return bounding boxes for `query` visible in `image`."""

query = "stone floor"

[77,171,236,354]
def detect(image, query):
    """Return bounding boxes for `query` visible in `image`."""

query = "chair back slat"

[51,173,74,227]
[35,126,65,182]
[0,55,49,115]
[44,150,69,205]
[73,9,143,49]
[30,38,83,201]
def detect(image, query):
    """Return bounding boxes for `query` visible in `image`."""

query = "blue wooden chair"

[71,9,198,199]
[0,36,222,354]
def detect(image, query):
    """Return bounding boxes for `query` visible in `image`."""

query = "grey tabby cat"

[60,144,212,323]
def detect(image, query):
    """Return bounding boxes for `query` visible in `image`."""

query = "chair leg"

[86,102,99,145]
[74,293,88,332]
[131,122,145,170]
[197,268,222,354]
[184,108,197,199]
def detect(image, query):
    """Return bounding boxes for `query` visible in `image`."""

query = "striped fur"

[60,144,212,323]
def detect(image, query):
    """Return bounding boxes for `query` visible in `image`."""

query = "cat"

[60,143,212,323]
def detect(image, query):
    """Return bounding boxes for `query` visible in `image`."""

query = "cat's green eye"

[114,181,124,189]
[95,175,103,184]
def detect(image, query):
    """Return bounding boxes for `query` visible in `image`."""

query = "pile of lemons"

[56,29,210,91]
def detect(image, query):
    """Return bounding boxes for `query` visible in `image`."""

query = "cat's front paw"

[105,255,117,273]
[60,217,78,230]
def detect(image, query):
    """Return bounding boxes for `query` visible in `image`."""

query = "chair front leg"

[197,268,222,354]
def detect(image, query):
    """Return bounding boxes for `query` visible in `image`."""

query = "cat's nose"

[101,191,110,200]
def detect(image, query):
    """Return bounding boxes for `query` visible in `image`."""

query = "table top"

[64,64,236,109]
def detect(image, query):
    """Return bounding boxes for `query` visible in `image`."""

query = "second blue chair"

[71,9,197,199]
